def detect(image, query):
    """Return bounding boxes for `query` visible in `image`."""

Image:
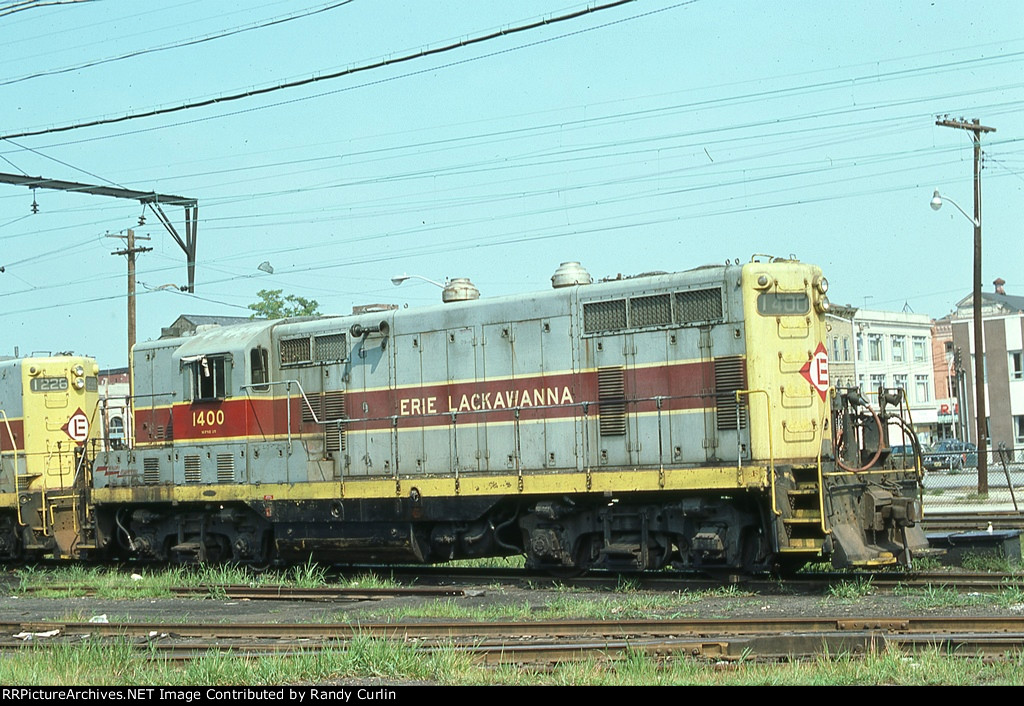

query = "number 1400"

[192,409,225,426]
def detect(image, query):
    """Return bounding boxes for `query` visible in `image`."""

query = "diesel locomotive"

[1,256,929,572]
[0,354,101,559]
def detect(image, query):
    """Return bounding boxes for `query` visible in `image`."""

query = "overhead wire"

[0,1,357,87]
[0,0,645,141]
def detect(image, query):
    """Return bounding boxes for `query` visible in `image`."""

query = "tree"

[248,289,320,319]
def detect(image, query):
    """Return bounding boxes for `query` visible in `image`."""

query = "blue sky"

[0,0,1021,368]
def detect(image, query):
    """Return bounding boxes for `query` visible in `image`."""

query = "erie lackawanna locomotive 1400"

[0,256,929,572]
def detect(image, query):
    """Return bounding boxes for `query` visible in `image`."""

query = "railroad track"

[5,616,1024,663]
[921,511,1024,532]
[13,569,1024,600]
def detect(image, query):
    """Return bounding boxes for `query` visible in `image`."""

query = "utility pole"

[936,117,996,494]
[109,230,152,395]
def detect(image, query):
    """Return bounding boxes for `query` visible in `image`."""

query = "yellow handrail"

[816,398,831,538]
[734,389,778,516]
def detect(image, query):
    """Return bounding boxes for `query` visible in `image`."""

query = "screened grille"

[630,294,672,328]
[583,300,627,333]
[86,376,98,392]
[216,453,235,483]
[302,393,322,423]
[184,455,202,483]
[314,333,347,362]
[143,457,160,485]
[324,391,346,452]
[714,355,747,431]
[280,337,311,365]
[675,288,724,325]
[597,365,627,436]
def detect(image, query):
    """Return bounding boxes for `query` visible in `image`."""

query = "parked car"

[887,443,920,469]
[924,439,977,472]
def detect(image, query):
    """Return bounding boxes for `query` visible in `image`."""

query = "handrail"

[815,401,831,538]
[734,389,777,515]
[0,411,26,528]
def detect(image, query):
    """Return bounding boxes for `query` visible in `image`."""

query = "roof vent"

[442,277,480,303]
[551,261,593,288]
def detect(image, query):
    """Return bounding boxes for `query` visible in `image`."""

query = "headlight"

[73,365,85,377]
[73,377,86,390]
[753,273,772,289]
[815,296,831,313]
[814,276,829,294]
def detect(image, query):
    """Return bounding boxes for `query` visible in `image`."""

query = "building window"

[868,334,884,362]
[842,336,850,361]
[856,333,863,361]
[891,335,906,363]
[831,336,840,361]
[915,374,930,403]
[870,373,886,391]
[1016,416,1024,444]
[894,374,908,393]
[1010,351,1023,380]
[913,336,927,363]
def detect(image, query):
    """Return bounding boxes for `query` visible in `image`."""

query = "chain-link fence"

[922,444,1024,511]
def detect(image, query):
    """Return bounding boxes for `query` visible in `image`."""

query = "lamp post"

[930,189,988,494]
[391,273,445,288]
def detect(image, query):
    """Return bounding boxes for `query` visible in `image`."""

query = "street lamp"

[391,274,445,288]
[930,188,988,493]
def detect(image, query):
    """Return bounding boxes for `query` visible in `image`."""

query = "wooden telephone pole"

[109,229,152,393]
[936,117,996,494]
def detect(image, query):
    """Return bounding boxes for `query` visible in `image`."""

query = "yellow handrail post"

[735,389,779,516]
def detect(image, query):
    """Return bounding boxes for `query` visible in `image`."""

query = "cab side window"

[185,355,232,401]
[251,347,270,392]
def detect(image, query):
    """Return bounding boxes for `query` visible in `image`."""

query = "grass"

[351,584,754,623]
[9,561,399,599]
[826,577,875,602]
[960,553,1024,574]
[3,640,1024,686]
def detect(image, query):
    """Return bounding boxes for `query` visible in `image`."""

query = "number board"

[30,377,69,392]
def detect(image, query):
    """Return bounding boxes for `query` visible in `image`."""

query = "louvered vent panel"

[216,453,235,483]
[280,337,311,365]
[184,455,202,484]
[583,300,627,334]
[302,393,323,423]
[675,288,724,325]
[324,391,346,452]
[314,333,347,362]
[143,457,160,485]
[630,294,672,328]
[597,365,627,436]
[714,355,748,431]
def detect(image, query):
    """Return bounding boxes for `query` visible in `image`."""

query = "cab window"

[250,347,270,392]
[184,355,232,401]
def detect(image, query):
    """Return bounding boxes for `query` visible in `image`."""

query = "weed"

[961,553,1024,573]
[826,577,874,601]
[286,557,328,588]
